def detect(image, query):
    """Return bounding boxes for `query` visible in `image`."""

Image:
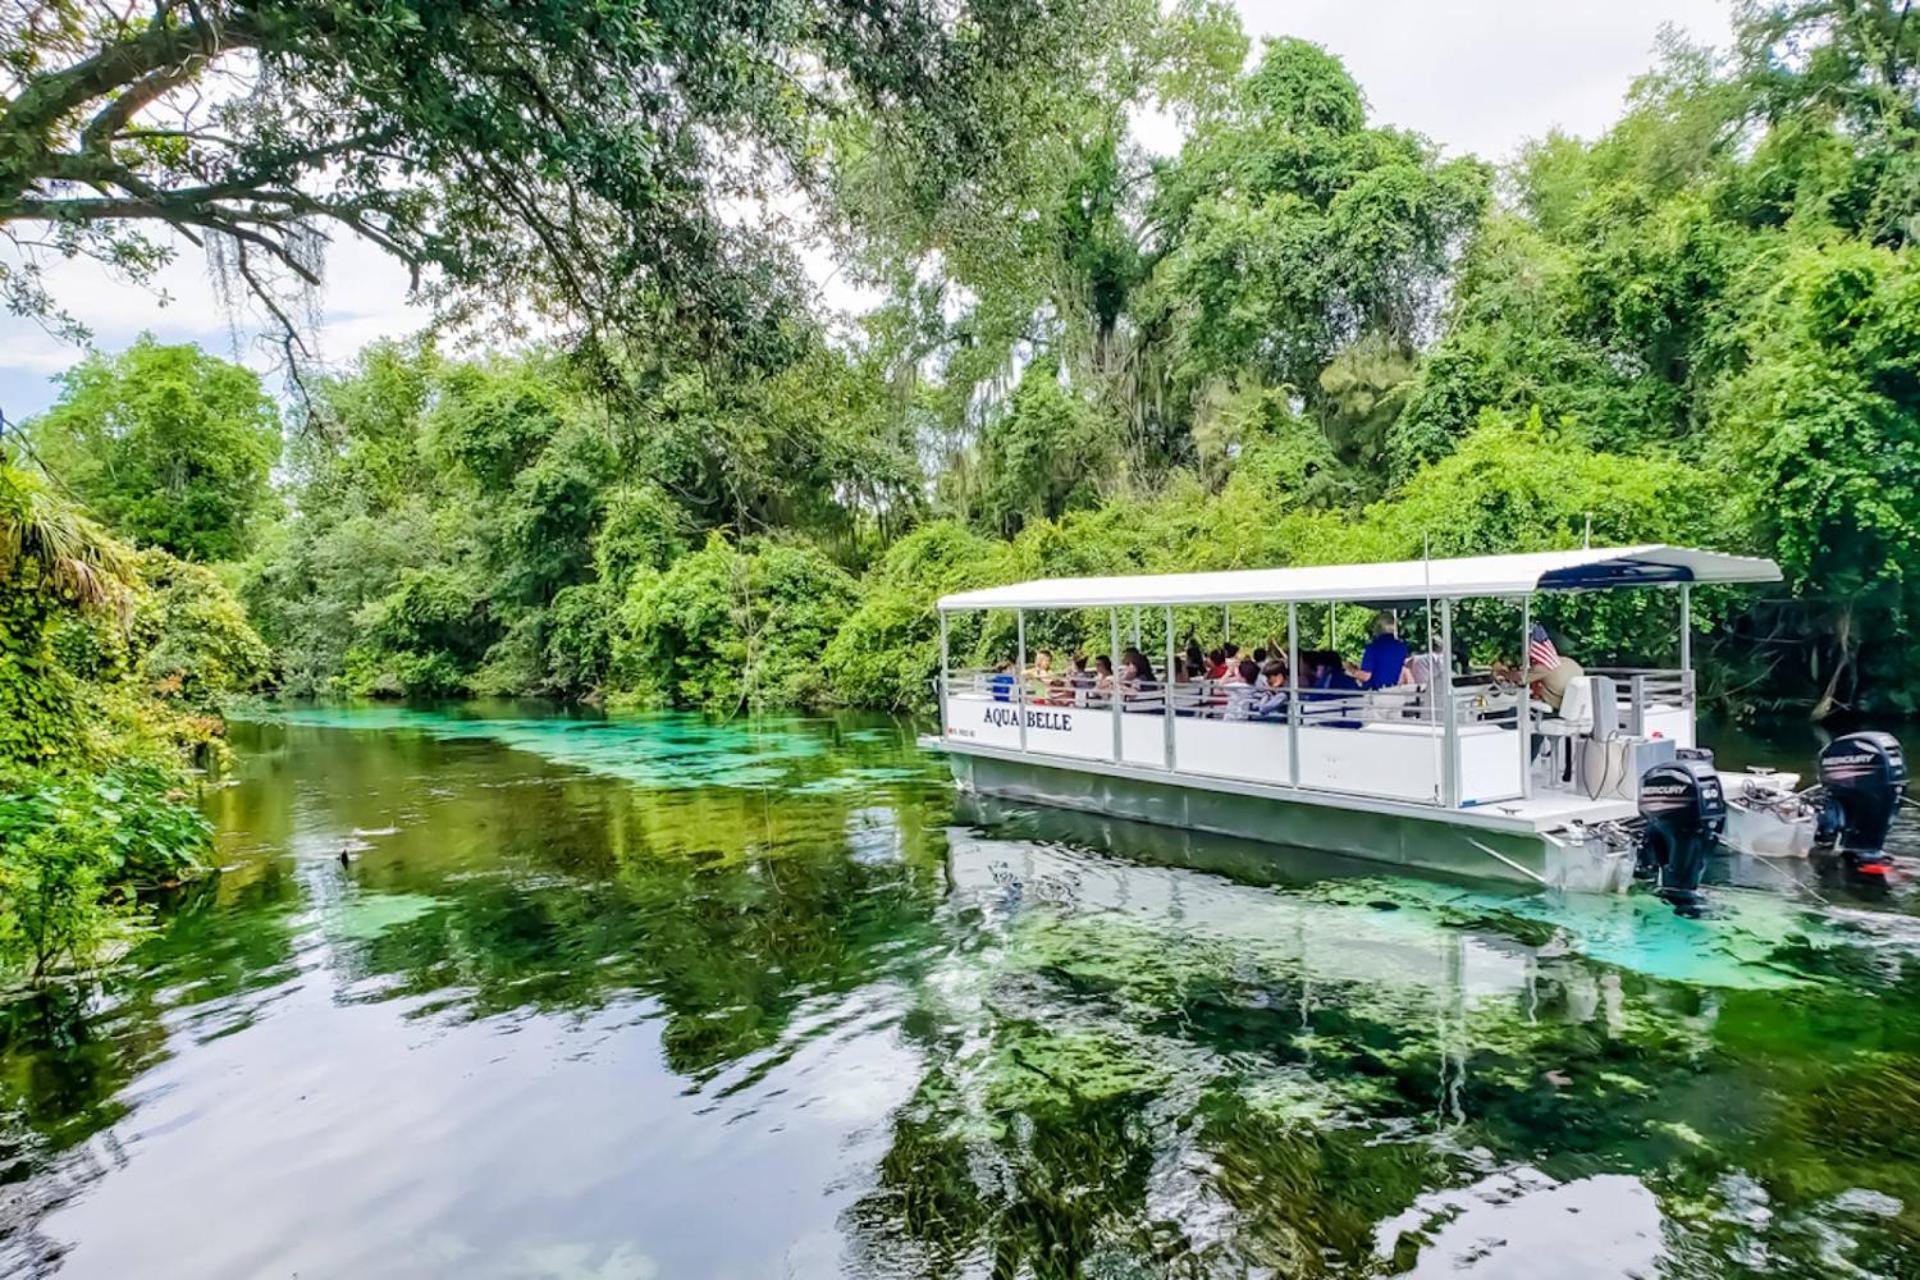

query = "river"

[3,704,1919,1278]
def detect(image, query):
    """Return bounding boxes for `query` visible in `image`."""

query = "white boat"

[920,545,1907,908]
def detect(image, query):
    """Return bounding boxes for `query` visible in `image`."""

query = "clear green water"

[4,704,1920,1278]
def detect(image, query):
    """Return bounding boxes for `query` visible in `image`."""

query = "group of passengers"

[983,612,1583,732]
[987,612,1446,717]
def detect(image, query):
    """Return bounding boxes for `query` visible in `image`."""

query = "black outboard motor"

[1813,731,1907,873]
[1636,756,1727,914]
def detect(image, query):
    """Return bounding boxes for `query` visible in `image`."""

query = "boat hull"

[942,745,1633,893]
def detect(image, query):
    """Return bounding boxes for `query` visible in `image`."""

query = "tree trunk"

[1810,604,1854,721]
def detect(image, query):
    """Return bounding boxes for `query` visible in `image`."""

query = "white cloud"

[0,1,1735,417]
[1235,0,1732,163]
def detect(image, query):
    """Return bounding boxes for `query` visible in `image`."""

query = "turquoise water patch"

[1303,876,1831,991]
[319,890,442,942]
[240,704,933,794]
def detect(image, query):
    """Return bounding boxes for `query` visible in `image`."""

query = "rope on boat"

[1465,837,1553,887]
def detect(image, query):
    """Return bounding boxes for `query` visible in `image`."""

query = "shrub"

[130,549,273,709]
[344,566,496,697]
[0,765,209,984]
[615,535,857,711]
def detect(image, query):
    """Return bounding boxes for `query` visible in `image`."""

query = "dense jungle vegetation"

[2,1,1917,974]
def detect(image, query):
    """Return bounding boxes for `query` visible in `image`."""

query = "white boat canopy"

[937,545,1780,612]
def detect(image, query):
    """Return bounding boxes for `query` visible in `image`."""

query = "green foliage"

[0,764,209,983]
[595,483,690,588]
[0,465,227,984]
[824,523,1016,711]
[616,537,858,712]
[178,0,1920,718]
[1152,39,1490,421]
[969,361,1113,535]
[3,0,1129,363]
[1377,4,1919,711]
[130,550,273,709]
[0,464,129,766]
[24,338,280,561]
[1710,238,1920,713]
[345,567,496,698]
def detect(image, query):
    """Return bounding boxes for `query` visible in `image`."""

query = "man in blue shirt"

[1352,612,1408,690]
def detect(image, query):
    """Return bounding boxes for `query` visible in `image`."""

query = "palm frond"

[0,464,133,608]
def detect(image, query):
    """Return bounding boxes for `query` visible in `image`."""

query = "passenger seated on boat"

[1028,649,1064,704]
[1309,651,1358,692]
[1092,655,1115,703]
[1206,648,1227,681]
[1404,638,1448,689]
[1494,625,1586,763]
[1223,659,1261,720]
[1351,611,1409,690]
[1300,651,1363,728]
[1168,657,1200,715]
[1492,625,1585,715]
[988,661,1016,702]
[1250,660,1289,719]
[1120,649,1159,709]
[1067,653,1094,705]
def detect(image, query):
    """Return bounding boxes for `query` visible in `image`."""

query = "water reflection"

[0,707,1916,1277]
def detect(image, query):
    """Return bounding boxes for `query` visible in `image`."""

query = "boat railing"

[943,670,1472,724]
[1585,666,1694,738]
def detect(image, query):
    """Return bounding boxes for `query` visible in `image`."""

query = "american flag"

[1528,623,1561,671]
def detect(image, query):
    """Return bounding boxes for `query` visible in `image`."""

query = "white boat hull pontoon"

[921,546,1908,910]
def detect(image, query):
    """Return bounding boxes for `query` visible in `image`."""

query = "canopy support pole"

[1164,605,1177,771]
[1679,581,1692,687]
[1424,535,1438,802]
[1223,604,1230,644]
[1287,602,1300,787]
[1519,595,1533,799]
[1110,608,1123,762]
[1679,582,1695,740]
[1441,598,1457,807]
[1016,609,1028,754]
[937,610,950,734]
[1132,607,1141,648]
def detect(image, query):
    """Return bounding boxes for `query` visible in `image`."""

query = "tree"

[1711,239,1920,716]
[1150,36,1489,445]
[967,359,1112,535]
[25,336,280,561]
[834,0,1248,489]
[1732,0,1920,246]
[614,534,857,711]
[1,0,1127,366]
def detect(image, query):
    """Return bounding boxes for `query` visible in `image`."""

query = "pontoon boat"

[920,547,1906,909]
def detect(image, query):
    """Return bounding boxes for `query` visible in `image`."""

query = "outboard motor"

[1813,731,1907,874]
[1636,756,1727,914]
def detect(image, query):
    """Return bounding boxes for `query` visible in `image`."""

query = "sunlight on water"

[251,702,911,790]
[3,705,1918,1278]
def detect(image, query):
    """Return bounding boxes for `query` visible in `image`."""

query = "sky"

[0,0,1733,423]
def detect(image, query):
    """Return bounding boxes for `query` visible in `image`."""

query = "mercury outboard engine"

[1812,731,1907,874]
[1636,755,1727,914]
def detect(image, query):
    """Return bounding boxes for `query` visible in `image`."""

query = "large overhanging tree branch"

[1,0,1115,377]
